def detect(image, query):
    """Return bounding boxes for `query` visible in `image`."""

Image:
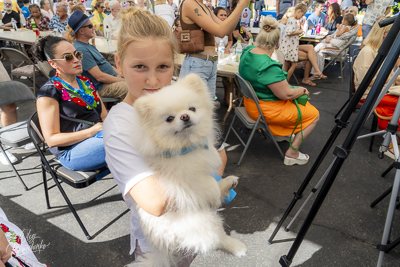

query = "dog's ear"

[180,73,208,94]
[134,97,151,119]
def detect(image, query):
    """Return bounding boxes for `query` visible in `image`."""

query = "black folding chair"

[27,112,110,239]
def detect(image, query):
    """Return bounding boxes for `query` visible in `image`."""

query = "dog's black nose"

[180,114,190,121]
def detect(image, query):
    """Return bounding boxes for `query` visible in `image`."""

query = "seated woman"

[280,3,327,86]
[353,19,400,158]
[26,3,50,31]
[33,35,108,171]
[323,3,342,35]
[239,16,319,166]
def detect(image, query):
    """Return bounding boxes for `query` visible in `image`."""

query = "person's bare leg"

[301,61,316,85]
[216,148,227,177]
[299,45,325,77]
[0,103,17,127]
[286,62,297,81]
[283,61,290,72]
[285,115,320,158]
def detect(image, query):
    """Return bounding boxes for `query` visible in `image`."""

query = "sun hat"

[68,10,94,36]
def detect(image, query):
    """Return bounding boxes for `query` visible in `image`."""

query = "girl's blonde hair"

[363,17,393,52]
[117,7,178,64]
[255,16,280,50]
[294,3,307,14]
[155,0,166,5]
[282,7,295,20]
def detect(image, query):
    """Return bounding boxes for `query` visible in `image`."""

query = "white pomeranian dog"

[128,73,247,266]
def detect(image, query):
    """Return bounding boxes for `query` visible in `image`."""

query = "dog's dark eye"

[189,107,196,112]
[166,116,175,123]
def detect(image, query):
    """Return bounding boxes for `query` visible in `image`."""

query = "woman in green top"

[238,16,319,166]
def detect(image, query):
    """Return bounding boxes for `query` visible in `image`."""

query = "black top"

[232,20,248,46]
[1,11,21,28]
[325,16,343,35]
[37,77,102,158]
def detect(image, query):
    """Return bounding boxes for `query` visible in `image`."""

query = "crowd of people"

[0,0,399,264]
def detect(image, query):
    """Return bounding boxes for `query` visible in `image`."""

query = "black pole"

[279,15,400,266]
[268,18,398,244]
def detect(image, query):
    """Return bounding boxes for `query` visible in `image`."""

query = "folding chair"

[223,73,285,166]
[27,112,110,240]
[1,47,48,94]
[322,35,357,82]
[0,81,36,190]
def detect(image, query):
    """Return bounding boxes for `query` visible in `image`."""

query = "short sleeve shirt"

[363,0,393,26]
[307,12,327,28]
[1,10,21,27]
[103,102,155,254]
[37,76,102,158]
[48,15,69,32]
[238,46,288,102]
[21,6,30,18]
[73,40,117,92]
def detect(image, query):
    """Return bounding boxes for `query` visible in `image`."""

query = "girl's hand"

[90,122,103,136]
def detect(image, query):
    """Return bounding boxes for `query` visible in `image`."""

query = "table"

[300,34,327,43]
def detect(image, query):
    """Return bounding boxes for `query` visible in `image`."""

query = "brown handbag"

[174,30,205,53]
[174,0,205,54]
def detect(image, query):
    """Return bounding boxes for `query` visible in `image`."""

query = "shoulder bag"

[174,0,205,53]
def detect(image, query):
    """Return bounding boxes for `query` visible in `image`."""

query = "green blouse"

[238,45,288,102]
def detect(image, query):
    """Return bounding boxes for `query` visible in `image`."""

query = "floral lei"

[51,73,100,110]
[1,223,22,245]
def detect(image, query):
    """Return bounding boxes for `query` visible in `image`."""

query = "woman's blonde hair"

[117,7,178,64]
[294,3,307,14]
[363,17,393,52]
[255,16,280,50]
[347,6,358,14]
[155,0,165,5]
[65,25,76,43]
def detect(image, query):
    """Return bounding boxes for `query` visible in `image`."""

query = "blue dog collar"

[162,141,209,158]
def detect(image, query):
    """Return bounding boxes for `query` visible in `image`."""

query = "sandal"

[284,152,309,166]
[301,80,316,87]
[312,73,328,80]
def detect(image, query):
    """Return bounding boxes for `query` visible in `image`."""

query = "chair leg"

[237,125,259,166]
[369,113,378,152]
[0,145,28,190]
[42,165,51,209]
[51,174,91,239]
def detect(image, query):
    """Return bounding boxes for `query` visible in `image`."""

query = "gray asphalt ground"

[1,48,400,266]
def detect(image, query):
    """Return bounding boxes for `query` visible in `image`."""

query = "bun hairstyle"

[343,14,357,26]
[32,35,67,62]
[255,16,280,50]
[117,7,178,64]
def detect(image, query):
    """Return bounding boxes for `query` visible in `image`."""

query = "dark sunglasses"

[51,51,83,63]
[4,2,12,5]
[100,6,105,8]
[80,24,94,29]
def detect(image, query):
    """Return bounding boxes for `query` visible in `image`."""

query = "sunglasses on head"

[51,51,83,63]
[80,24,94,29]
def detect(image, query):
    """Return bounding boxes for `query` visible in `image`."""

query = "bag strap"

[288,100,304,150]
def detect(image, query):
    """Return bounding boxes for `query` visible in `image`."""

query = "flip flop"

[302,80,316,87]
[284,152,309,166]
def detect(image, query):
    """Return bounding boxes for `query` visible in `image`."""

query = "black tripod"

[266,15,400,267]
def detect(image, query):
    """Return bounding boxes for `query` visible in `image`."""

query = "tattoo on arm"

[194,8,202,16]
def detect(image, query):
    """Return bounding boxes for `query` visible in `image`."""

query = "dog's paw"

[218,175,239,197]
[220,235,247,257]
[225,175,239,189]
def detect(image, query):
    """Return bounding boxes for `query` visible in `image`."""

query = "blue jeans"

[58,137,106,171]
[362,24,373,39]
[179,55,218,99]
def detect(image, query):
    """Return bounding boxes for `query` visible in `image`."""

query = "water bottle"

[11,18,17,30]
[218,39,225,60]
[235,38,243,63]
[316,22,321,35]
[104,25,112,48]
[248,36,254,46]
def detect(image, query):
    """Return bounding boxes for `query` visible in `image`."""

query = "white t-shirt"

[102,13,122,39]
[155,4,175,27]
[103,102,154,254]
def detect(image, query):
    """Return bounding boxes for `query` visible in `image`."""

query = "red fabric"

[370,95,400,130]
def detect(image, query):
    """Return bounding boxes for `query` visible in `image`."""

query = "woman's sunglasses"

[51,51,83,63]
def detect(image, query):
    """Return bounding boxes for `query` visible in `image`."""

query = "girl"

[103,7,227,265]
[34,35,108,171]
[26,3,50,31]
[239,16,319,165]
[280,3,326,84]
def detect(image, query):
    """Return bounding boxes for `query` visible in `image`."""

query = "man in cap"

[69,10,127,100]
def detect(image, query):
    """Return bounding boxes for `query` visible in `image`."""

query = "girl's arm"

[37,96,103,148]
[268,80,309,100]
[286,19,303,36]
[182,0,250,38]
[335,25,349,37]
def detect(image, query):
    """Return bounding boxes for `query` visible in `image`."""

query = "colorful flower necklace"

[51,73,100,109]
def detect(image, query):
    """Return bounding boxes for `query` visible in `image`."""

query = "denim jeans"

[362,24,373,39]
[179,55,218,99]
[58,137,106,171]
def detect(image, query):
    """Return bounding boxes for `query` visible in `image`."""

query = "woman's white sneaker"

[0,150,18,165]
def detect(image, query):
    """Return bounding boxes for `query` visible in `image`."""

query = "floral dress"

[280,17,300,62]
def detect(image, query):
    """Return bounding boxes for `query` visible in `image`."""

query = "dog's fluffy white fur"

[128,73,246,266]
